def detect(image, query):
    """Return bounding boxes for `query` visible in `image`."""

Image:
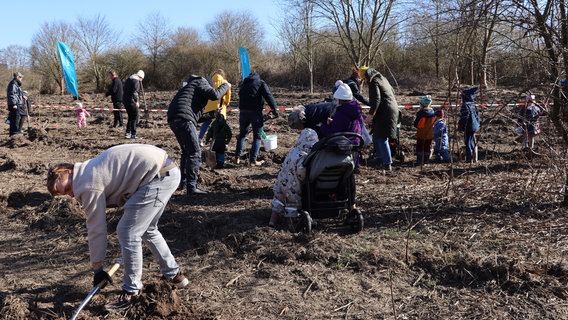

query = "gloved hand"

[93,269,113,288]
[270,109,279,118]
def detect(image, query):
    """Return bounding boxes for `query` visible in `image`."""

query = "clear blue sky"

[0,0,281,49]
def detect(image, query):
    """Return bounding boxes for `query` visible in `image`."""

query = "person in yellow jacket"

[199,69,231,146]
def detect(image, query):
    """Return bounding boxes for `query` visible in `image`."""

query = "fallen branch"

[333,300,353,312]
[303,280,315,298]
[225,274,243,287]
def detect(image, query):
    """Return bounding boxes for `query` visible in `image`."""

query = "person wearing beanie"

[6,72,26,136]
[122,70,145,139]
[198,69,231,146]
[343,67,370,106]
[433,109,450,162]
[458,87,481,163]
[413,95,436,166]
[517,93,546,150]
[104,70,124,128]
[360,66,399,171]
[321,82,364,166]
[288,102,335,138]
[75,102,90,128]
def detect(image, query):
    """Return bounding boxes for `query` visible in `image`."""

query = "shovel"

[70,257,122,320]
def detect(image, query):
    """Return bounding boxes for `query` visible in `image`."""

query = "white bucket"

[263,134,278,151]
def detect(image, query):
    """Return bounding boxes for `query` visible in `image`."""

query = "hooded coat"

[271,128,319,214]
[364,68,399,139]
[238,72,277,113]
[203,73,231,117]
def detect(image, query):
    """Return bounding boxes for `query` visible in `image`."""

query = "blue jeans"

[374,137,392,166]
[198,120,211,140]
[216,152,225,164]
[118,166,182,294]
[235,111,264,161]
[169,119,201,190]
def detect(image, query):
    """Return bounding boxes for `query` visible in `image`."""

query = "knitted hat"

[136,70,145,79]
[288,107,306,129]
[420,95,432,107]
[435,109,444,118]
[332,80,344,94]
[359,66,369,80]
[351,68,360,81]
[333,83,354,101]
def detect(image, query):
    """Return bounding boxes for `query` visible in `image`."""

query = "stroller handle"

[319,132,365,150]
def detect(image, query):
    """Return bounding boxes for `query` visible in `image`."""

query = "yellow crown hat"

[359,66,369,80]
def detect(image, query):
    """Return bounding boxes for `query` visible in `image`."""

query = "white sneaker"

[125,133,131,139]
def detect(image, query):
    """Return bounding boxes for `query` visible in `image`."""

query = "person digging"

[47,143,189,313]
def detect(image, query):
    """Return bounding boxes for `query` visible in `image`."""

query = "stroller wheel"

[300,211,313,234]
[349,209,364,232]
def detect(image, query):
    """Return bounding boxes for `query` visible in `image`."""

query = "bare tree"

[206,11,264,78]
[510,0,568,203]
[277,0,317,92]
[0,45,30,71]
[29,21,76,95]
[74,14,118,91]
[134,11,172,85]
[311,0,397,67]
[163,27,211,86]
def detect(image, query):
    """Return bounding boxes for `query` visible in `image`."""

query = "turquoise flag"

[239,47,250,80]
[57,42,79,98]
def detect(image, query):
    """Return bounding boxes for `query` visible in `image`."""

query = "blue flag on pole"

[239,47,250,81]
[57,41,79,98]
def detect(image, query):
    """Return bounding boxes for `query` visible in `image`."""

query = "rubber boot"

[414,152,424,166]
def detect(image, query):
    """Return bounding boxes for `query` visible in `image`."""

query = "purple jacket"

[320,100,363,144]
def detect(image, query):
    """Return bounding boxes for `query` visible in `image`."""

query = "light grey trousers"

[117,166,181,293]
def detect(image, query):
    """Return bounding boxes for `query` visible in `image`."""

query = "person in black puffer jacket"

[234,72,279,166]
[168,75,231,195]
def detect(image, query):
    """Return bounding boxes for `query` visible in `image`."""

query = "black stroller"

[293,132,364,234]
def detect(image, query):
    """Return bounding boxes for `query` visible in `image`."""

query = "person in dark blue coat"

[287,102,335,138]
[234,72,279,166]
[458,87,481,163]
[6,72,25,136]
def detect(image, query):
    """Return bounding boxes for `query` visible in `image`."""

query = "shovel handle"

[106,257,122,277]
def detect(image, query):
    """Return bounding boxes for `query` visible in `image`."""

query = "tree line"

[0,1,565,97]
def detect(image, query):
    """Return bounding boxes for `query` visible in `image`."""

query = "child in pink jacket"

[76,103,90,128]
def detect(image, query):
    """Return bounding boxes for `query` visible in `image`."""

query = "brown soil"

[0,86,567,320]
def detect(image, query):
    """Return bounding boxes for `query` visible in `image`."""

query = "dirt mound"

[126,281,219,320]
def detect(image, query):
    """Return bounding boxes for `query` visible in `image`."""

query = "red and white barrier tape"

[0,101,545,112]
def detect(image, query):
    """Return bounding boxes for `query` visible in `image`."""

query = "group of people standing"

[104,69,145,139]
